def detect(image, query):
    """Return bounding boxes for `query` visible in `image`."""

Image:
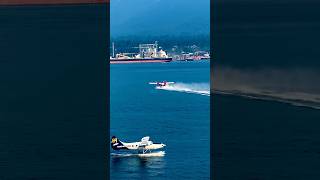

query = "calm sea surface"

[110,61,210,179]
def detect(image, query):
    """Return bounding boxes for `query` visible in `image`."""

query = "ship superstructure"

[110,41,172,63]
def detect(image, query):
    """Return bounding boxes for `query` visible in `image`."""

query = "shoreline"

[110,59,210,64]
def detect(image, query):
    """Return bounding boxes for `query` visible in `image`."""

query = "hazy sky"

[111,0,210,37]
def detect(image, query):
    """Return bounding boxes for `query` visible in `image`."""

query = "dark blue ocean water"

[110,61,210,179]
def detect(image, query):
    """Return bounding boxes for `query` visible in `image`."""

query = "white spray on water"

[156,83,210,96]
[111,151,166,157]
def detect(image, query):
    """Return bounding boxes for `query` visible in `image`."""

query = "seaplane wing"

[111,136,166,154]
[140,136,150,145]
[149,82,175,84]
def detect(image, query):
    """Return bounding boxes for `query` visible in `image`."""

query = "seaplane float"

[149,81,175,88]
[111,136,166,157]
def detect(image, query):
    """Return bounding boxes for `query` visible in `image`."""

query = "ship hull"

[110,58,172,64]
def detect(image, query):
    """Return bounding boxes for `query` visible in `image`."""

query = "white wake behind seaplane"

[149,81,175,88]
[111,136,166,157]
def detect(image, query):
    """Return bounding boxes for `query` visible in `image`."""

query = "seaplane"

[111,136,166,157]
[149,81,175,88]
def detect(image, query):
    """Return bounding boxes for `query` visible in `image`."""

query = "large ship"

[110,41,172,64]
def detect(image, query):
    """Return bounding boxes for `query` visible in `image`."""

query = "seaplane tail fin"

[111,136,128,150]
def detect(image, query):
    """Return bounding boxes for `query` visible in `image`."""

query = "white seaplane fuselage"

[111,136,166,155]
[149,81,175,88]
[121,141,166,150]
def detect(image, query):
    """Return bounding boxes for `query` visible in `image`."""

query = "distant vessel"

[110,41,172,64]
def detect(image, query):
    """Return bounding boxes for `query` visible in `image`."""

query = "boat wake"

[111,151,165,157]
[156,83,210,96]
